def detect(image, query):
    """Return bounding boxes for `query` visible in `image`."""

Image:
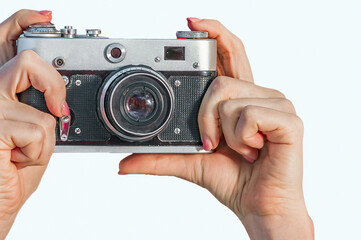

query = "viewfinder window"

[164,47,185,60]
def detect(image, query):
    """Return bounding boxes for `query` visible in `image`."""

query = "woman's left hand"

[0,9,52,66]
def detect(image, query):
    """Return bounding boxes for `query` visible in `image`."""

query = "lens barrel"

[99,66,174,142]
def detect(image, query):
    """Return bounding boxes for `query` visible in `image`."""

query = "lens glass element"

[125,89,155,121]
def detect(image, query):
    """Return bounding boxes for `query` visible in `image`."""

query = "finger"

[0,100,56,167]
[218,98,295,161]
[0,100,55,201]
[0,50,68,117]
[198,76,285,150]
[0,9,52,42]
[0,10,52,65]
[237,105,304,145]
[119,153,206,186]
[187,18,253,82]
[0,118,50,203]
[234,105,303,162]
[0,120,46,167]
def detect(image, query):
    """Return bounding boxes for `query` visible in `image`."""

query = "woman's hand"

[0,9,52,66]
[118,19,313,239]
[0,49,68,238]
[187,17,253,82]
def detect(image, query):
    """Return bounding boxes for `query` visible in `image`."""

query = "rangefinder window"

[164,46,185,60]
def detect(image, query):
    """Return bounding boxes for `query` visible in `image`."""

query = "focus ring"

[99,66,174,142]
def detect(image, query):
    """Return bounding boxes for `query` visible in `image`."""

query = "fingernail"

[38,10,52,16]
[187,17,201,23]
[61,101,70,116]
[243,156,254,163]
[202,136,213,151]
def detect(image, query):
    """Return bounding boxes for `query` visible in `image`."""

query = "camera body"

[17,23,217,153]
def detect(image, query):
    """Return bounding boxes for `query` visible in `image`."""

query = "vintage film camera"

[17,23,217,153]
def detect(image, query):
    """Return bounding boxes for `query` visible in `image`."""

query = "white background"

[2,0,361,239]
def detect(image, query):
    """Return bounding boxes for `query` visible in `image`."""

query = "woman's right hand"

[0,50,68,239]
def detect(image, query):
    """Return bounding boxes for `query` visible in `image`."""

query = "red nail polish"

[187,17,200,23]
[187,18,200,31]
[62,101,70,116]
[202,136,213,151]
[38,10,52,16]
[244,156,254,163]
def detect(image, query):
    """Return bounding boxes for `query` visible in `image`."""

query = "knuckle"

[285,115,304,141]
[16,50,38,67]
[14,9,28,16]
[26,128,45,162]
[30,124,45,141]
[234,36,245,49]
[218,100,233,118]
[242,105,257,120]
[293,115,304,133]
[239,131,249,144]
[41,113,56,131]
[209,76,234,96]
[282,98,296,113]
[210,19,222,28]
[12,9,27,19]
[210,76,227,92]
[272,89,286,98]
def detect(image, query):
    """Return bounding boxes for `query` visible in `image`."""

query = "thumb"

[0,9,52,41]
[119,153,205,185]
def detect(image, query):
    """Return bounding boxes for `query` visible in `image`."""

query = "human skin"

[0,10,69,239]
[118,18,314,239]
[0,10,314,239]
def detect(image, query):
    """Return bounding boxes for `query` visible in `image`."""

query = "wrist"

[243,209,314,240]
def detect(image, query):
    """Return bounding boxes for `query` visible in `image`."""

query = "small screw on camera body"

[154,57,161,63]
[75,128,81,134]
[54,56,65,68]
[193,62,199,69]
[174,128,181,134]
[62,76,70,86]
[75,79,82,86]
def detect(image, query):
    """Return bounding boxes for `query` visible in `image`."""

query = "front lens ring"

[99,66,174,142]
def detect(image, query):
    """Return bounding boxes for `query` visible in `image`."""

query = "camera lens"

[125,88,155,121]
[99,66,174,142]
